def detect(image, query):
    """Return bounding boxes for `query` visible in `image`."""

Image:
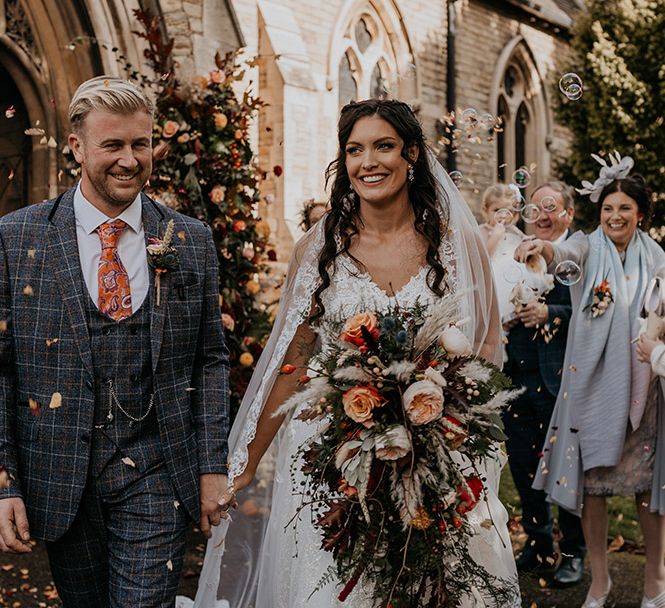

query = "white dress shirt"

[73,184,149,312]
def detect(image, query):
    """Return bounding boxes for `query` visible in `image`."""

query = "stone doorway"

[0,62,30,215]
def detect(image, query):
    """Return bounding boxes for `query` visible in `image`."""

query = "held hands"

[0,498,32,553]
[199,473,237,539]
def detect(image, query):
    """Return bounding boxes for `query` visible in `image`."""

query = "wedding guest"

[503,181,586,587]
[479,184,520,257]
[515,155,665,608]
[299,199,328,231]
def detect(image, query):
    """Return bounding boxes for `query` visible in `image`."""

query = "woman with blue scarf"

[515,154,665,608]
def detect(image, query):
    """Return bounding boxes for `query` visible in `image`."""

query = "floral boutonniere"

[584,279,613,318]
[147,219,180,306]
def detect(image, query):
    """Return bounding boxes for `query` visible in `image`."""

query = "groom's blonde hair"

[69,76,154,133]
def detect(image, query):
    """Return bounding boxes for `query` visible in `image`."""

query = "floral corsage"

[584,279,613,318]
[147,219,180,306]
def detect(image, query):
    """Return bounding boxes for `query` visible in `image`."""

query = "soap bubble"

[521,203,541,224]
[554,260,582,286]
[503,265,524,284]
[540,196,558,213]
[494,208,514,225]
[510,189,526,212]
[449,170,463,186]
[478,113,495,129]
[461,108,478,124]
[559,73,584,100]
[512,167,531,188]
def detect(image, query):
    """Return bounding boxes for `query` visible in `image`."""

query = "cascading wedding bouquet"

[276,295,521,607]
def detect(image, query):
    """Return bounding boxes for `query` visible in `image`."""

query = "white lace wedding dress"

[253,257,519,607]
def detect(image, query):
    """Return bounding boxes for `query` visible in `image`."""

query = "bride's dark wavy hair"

[312,99,450,319]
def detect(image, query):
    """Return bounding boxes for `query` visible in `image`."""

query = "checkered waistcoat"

[0,188,230,541]
[86,296,162,478]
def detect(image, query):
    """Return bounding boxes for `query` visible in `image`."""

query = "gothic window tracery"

[496,59,535,183]
[337,10,394,108]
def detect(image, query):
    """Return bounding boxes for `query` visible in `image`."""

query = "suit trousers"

[503,369,585,560]
[45,453,190,608]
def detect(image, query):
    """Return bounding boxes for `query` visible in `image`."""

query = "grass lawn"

[499,463,643,546]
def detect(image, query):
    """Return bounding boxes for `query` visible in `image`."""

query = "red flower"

[456,475,484,513]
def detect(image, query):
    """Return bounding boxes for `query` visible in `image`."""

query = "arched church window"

[338,52,358,107]
[497,96,508,183]
[495,59,536,185]
[336,8,400,109]
[370,63,387,99]
[515,102,530,171]
[355,18,373,54]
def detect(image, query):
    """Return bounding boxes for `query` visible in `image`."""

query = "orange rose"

[342,385,385,427]
[340,312,379,347]
[162,120,179,139]
[213,112,228,129]
[239,352,254,367]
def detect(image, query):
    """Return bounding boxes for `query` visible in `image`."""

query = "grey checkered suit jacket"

[0,188,230,541]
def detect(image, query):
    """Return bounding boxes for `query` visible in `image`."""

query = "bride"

[180,99,520,607]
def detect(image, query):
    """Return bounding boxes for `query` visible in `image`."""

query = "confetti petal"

[27,249,36,258]
[49,392,62,409]
[121,456,136,468]
[46,338,59,346]
[23,285,34,296]
[166,559,173,571]
[28,398,41,416]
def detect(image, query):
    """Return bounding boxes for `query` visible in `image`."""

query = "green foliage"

[553,0,665,235]
[133,11,276,419]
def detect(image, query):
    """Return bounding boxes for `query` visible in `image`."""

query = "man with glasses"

[504,182,587,587]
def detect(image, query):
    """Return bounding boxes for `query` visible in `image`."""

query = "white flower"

[424,366,447,387]
[335,440,362,469]
[375,425,411,461]
[438,325,472,357]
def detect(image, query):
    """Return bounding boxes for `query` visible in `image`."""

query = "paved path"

[0,527,648,607]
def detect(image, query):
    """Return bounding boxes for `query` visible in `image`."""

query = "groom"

[0,76,231,606]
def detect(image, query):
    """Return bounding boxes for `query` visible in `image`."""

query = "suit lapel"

[141,194,168,374]
[47,189,94,377]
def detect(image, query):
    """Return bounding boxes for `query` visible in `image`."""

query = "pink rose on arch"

[161,120,179,139]
[210,185,226,204]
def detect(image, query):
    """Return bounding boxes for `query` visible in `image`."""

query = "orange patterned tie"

[96,220,132,321]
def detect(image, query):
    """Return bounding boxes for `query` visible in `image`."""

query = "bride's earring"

[408,165,415,183]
